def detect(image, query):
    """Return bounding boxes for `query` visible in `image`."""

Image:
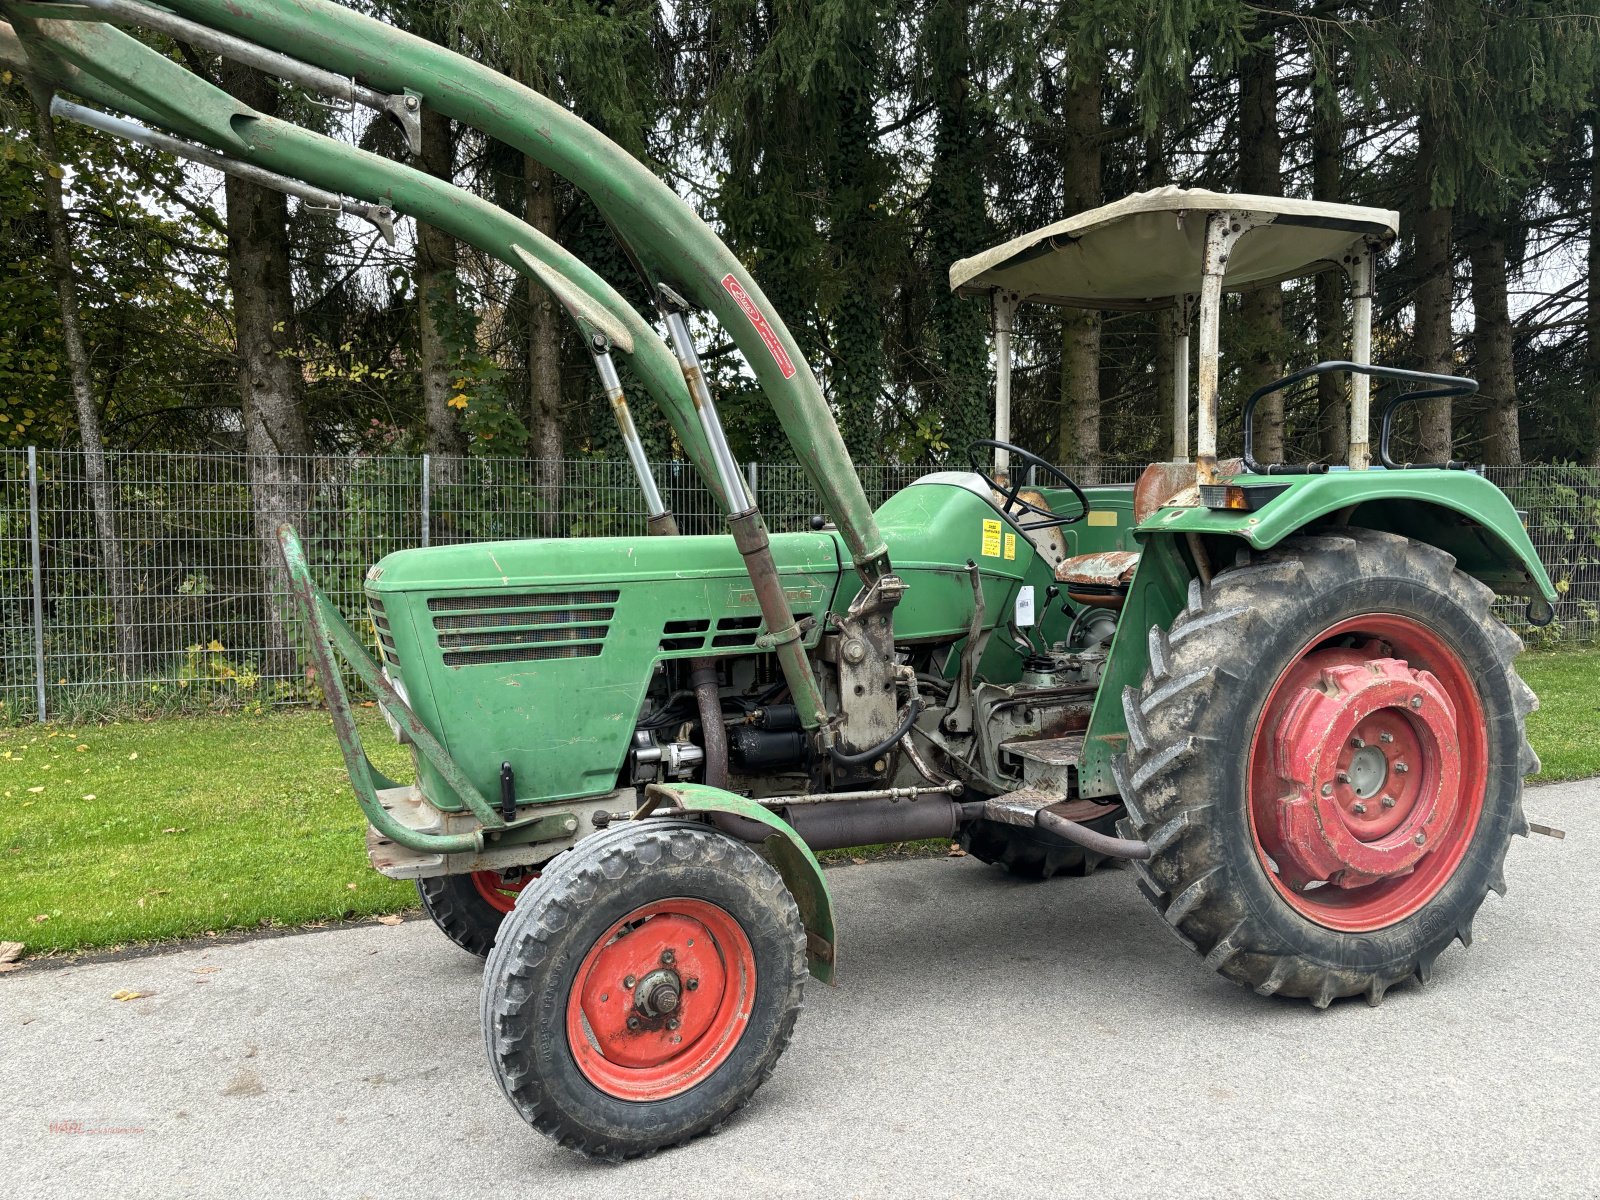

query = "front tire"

[1116,530,1537,1007]
[481,821,806,1159]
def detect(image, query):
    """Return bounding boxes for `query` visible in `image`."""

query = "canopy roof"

[949,187,1400,310]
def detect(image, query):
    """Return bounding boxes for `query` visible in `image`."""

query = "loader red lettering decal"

[721,274,797,379]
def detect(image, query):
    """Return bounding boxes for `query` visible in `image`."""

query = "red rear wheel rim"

[565,898,756,1102]
[470,869,536,915]
[1247,614,1487,932]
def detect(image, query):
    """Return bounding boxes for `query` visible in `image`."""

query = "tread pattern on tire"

[480,821,806,1160]
[416,874,505,959]
[1114,528,1537,1008]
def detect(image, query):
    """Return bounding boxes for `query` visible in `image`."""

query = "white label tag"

[1014,585,1036,627]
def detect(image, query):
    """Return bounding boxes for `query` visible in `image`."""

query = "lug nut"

[660,949,675,966]
[1351,737,1366,749]
[1414,830,1427,846]
[667,1018,680,1031]
[1381,794,1397,809]
[626,1016,641,1030]
[1320,783,1333,797]
[623,975,636,989]
[1380,732,1395,744]
[1353,801,1367,815]
[1410,695,1424,709]
[686,977,699,991]
[1395,761,1409,775]
[1336,770,1350,783]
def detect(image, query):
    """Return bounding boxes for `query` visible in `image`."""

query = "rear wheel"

[416,867,540,959]
[1116,530,1537,1007]
[481,821,806,1159]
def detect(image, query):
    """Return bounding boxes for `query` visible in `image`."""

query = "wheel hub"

[566,898,755,1099]
[1268,647,1462,891]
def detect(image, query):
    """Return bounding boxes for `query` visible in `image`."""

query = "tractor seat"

[1053,459,1242,607]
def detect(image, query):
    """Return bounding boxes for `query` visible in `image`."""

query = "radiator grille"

[429,588,616,667]
[427,589,619,612]
[660,618,711,652]
[712,614,763,648]
[368,597,400,670]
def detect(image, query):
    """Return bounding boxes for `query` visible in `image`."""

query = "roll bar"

[1240,362,1479,475]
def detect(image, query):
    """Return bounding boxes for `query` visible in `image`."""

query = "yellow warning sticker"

[981,519,1002,557]
[1086,510,1119,527]
[1004,533,1017,560]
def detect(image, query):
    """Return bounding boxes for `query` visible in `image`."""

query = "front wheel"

[481,821,806,1159]
[1116,529,1537,1007]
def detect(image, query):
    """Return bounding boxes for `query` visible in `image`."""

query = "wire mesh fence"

[0,449,1590,722]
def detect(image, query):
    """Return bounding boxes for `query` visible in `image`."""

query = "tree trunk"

[1058,68,1101,478]
[1588,107,1600,466]
[1238,28,1284,464]
[26,84,139,679]
[417,105,466,496]
[923,0,990,457]
[1312,85,1348,463]
[220,61,310,684]
[1467,217,1519,466]
[524,154,563,535]
[1412,121,1456,461]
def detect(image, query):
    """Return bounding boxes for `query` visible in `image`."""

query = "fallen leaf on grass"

[346,882,358,890]
[0,941,22,964]
[110,989,148,1002]
[374,914,404,926]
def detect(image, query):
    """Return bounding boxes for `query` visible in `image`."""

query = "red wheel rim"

[1247,614,1487,932]
[470,869,537,915]
[565,898,756,1102]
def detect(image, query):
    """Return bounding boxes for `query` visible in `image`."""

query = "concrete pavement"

[4,779,1597,1199]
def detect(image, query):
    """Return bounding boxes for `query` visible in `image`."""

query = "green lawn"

[1516,649,1600,783]
[3,646,1597,958]
[0,707,416,955]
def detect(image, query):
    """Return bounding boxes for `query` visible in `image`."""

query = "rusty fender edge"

[645,783,838,986]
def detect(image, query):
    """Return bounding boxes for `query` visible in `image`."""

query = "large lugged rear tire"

[1116,529,1538,1007]
[481,821,806,1160]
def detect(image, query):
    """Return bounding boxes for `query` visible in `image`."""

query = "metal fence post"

[26,446,46,723]
[420,453,430,547]
[746,461,758,505]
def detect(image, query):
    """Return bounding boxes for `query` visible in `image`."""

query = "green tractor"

[7,0,1554,1161]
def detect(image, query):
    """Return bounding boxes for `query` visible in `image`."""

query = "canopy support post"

[1345,240,1378,470]
[1196,213,1254,485]
[1172,294,1194,463]
[991,289,1020,481]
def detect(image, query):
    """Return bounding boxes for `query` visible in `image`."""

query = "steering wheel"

[966,438,1091,529]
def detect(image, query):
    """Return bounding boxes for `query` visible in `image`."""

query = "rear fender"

[645,783,837,985]
[1140,470,1556,604]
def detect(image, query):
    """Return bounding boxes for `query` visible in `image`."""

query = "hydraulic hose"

[828,699,923,768]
